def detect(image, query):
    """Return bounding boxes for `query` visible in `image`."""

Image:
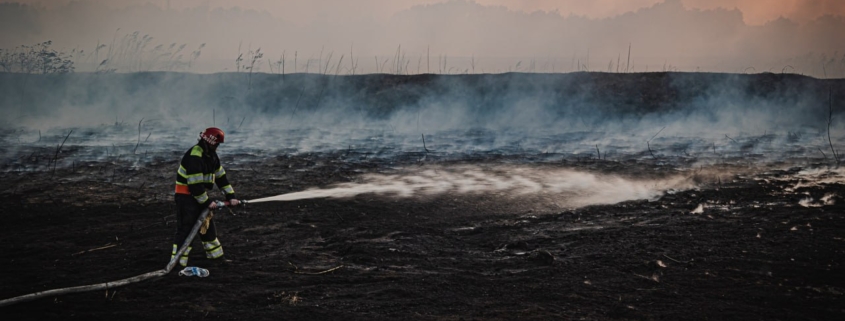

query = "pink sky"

[3,0,843,75]
[480,0,845,25]
[11,0,845,25]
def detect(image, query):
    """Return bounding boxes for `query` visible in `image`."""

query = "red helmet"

[200,127,225,145]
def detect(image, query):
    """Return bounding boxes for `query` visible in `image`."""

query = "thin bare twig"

[647,141,656,159]
[827,86,839,164]
[649,126,666,142]
[646,126,665,159]
[293,265,344,275]
[422,134,430,153]
[632,272,659,283]
[52,130,73,176]
[662,254,689,264]
[72,244,118,257]
[133,118,144,154]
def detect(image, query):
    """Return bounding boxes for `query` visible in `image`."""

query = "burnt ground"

[2,69,845,319]
[1,152,844,320]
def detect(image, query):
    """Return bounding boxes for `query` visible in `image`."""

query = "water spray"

[227,165,696,208]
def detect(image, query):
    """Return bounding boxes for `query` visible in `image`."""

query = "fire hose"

[0,200,245,308]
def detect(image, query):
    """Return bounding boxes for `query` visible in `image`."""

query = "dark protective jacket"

[174,144,236,204]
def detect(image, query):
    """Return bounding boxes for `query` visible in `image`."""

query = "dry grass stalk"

[72,243,118,257]
[827,86,839,163]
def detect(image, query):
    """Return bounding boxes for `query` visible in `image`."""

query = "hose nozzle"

[219,200,248,207]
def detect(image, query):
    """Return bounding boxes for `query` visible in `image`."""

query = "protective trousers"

[172,194,224,266]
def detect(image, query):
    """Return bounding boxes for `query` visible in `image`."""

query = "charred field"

[1,71,845,320]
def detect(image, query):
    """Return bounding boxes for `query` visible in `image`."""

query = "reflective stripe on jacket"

[174,144,236,204]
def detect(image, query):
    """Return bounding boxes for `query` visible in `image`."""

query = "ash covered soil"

[1,153,844,320]
[1,71,845,320]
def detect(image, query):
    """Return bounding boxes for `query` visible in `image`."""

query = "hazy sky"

[1,0,844,75]
[11,0,845,25]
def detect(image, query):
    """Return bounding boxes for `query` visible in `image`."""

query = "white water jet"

[249,165,694,208]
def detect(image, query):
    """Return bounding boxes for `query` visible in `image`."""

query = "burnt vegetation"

[0,71,844,320]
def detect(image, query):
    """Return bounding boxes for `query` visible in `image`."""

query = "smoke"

[0,72,842,167]
[249,165,694,208]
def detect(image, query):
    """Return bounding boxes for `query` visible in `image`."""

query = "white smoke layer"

[1,72,841,168]
[249,165,694,208]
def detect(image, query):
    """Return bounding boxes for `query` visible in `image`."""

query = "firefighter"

[171,127,240,267]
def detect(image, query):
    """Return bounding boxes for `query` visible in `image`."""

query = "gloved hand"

[229,199,240,206]
[208,201,219,210]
